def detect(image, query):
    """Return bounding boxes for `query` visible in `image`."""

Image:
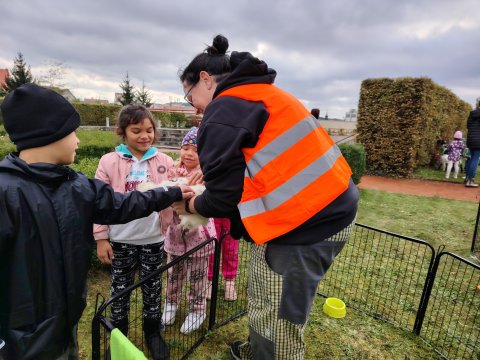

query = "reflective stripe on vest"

[216,84,352,244]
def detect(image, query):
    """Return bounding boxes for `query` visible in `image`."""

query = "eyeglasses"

[184,83,197,106]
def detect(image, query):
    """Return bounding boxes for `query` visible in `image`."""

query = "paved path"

[358,175,480,202]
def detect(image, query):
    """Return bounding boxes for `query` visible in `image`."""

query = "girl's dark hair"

[116,104,157,142]
[179,34,231,85]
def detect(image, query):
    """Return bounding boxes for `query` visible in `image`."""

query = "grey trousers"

[238,222,353,359]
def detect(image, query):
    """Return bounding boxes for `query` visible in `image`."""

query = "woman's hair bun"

[207,34,229,55]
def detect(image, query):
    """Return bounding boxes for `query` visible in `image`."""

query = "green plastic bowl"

[323,297,346,318]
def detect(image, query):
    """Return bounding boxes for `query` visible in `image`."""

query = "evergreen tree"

[2,52,34,94]
[119,72,135,105]
[135,82,153,107]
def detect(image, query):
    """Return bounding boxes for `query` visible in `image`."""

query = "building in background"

[0,69,9,90]
[345,109,357,122]
[83,98,109,104]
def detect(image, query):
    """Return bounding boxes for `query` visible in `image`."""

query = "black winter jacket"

[193,52,358,245]
[0,154,181,360]
[467,109,480,150]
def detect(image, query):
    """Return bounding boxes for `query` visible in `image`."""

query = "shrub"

[70,157,101,178]
[339,143,366,184]
[0,135,15,160]
[357,77,471,177]
[76,129,118,158]
[72,102,122,126]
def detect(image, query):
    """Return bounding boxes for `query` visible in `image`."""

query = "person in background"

[173,35,359,359]
[445,130,464,179]
[0,84,192,360]
[465,97,480,187]
[162,127,216,334]
[94,104,174,360]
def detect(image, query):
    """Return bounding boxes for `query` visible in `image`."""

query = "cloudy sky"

[1,0,478,119]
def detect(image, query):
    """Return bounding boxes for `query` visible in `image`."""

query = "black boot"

[114,318,129,336]
[143,318,169,360]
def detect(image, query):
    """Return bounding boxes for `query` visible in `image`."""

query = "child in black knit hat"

[0,83,193,360]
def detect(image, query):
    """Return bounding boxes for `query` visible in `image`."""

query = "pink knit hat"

[454,130,463,139]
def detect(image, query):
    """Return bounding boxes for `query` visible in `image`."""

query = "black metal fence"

[318,224,436,332]
[92,234,249,360]
[92,224,479,359]
[416,252,480,359]
[471,201,480,258]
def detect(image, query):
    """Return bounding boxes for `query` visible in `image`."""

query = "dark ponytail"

[179,34,231,85]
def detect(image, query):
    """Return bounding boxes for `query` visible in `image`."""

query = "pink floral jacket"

[164,163,216,257]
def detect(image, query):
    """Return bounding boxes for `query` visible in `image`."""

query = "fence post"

[91,315,101,360]
[471,201,480,254]
[208,237,222,330]
[413,250,443,335]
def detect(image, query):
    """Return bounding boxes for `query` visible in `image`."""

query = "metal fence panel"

[418,252,480,359]
[318,223,435,332]
[92,235,249,360]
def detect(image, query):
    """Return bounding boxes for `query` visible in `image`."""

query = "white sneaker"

[206,280,212,300]
[161,302,177,326]
[180,312,206,334]
[225,280,237,301]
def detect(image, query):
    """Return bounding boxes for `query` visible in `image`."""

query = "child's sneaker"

[206,280,212,300]
[179,312,206,334]
[225,280,237,301]
[161,302,177,326]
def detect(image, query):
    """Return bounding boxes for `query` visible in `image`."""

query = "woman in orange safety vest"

[172,35,358,360]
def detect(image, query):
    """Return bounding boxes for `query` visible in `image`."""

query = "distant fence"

[92,224,479,359]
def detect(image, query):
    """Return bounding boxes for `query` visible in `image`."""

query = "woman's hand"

[172,195,197,215]
[96,239,113,265]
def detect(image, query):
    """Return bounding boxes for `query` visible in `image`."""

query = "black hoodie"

[194,52,358,245]
[0,154,181,360]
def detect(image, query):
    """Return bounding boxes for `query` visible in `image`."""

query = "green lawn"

[1,129,478,359]
[78,187,478,359]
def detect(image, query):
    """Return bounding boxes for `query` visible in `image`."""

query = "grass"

[77,187,478,359]
[414,166,467,183]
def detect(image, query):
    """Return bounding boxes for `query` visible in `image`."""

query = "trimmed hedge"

[339,143,366,184]
[71,102,121,126]
[357,77,471,177]
[0,98,195,128]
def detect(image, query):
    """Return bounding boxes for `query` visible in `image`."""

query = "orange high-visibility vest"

[216,84,352,244]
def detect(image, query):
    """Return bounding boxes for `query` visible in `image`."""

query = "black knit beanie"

[0,83,80,151]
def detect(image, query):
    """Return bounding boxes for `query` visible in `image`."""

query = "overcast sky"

[1,0,478,119]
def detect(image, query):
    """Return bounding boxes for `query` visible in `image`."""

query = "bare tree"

[38,60,69,88]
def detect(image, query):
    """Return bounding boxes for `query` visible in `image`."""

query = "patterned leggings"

[110,242,164,324]
[165,253,209,313]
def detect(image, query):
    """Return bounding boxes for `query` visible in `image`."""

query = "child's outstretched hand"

[97,239,113,265]
[179,184,195,199]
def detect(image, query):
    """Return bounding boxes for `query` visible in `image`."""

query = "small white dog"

[137,178,208,230]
